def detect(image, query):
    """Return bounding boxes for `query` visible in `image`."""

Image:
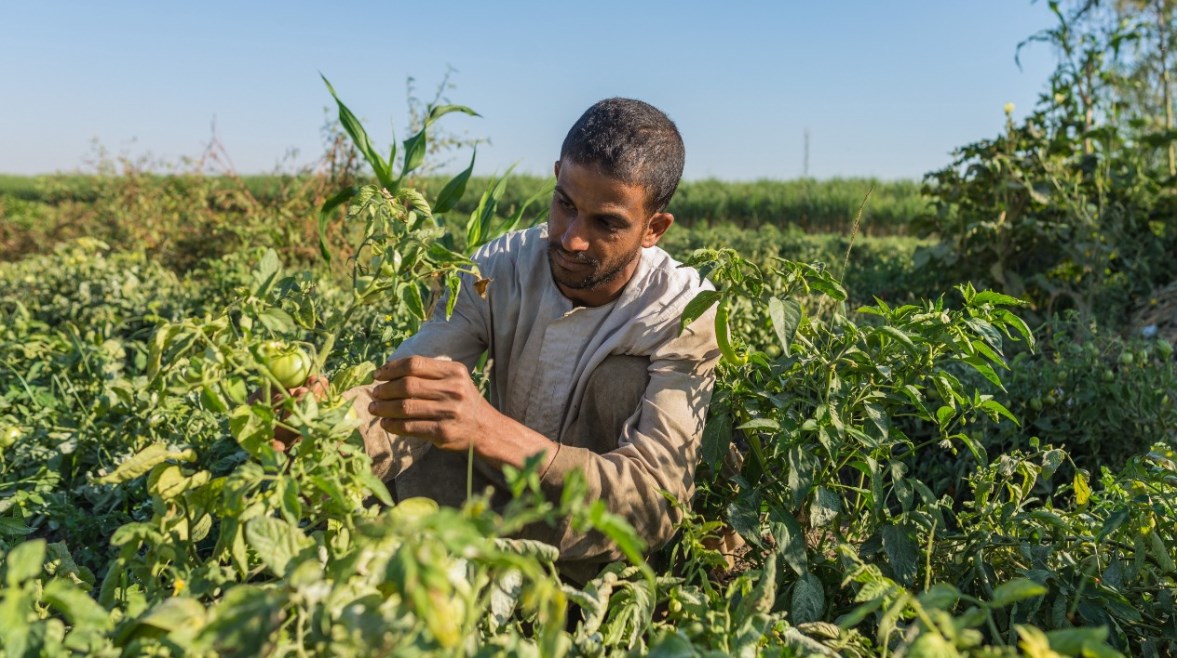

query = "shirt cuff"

[538,442,590,501]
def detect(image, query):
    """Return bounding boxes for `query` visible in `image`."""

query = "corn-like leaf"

[434,150,476,214]
[427,104,480,123]
[321,74,393,189]
[401,128,428,180]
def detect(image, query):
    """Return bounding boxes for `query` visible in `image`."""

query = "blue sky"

[1,2,1058,181]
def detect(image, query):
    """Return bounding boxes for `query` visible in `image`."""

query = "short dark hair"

[560,98,685,214]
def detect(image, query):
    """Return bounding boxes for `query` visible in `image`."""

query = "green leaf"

[878,325,916,352]
[728,488,763,548]
[43,579,111,631]
[935,405,955,427]
[737,418,780,432]
[918,583,961,611]
[445,274,461,320]
[5,539,45,586]
[790,572,825,624]
[321,74,392,189]
[979,398,1019,426]
[433,150,476,214]
[498,175,554,239]
[401,128,428,179]
[245,517,314,578]
[427,104,480,123]
[989,578,1047,608]
[972,290,1026,307]
[963,355,1004,389]
[357,469,394,507]
[701,406,732,471]
[768,297,802,354]
[331,361,376,392]
[199,585,286,656]
[907,633,960,658]
[1044,627,1119,657]
[252,248,283,297]
[137,596,207,633]
[768,508,807,576]
[679,290,722,335]
[465,168,514,252]
[1097,507,1130,543]
[402,282,426,320]
[257,307,296,335]
[881,524,919,587]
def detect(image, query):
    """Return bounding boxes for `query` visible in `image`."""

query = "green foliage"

[916,2,1177,325]
[982,315,1177,473]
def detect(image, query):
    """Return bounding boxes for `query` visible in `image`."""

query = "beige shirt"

[349,225,720,563]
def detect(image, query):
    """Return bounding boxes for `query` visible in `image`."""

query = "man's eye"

[558,197,574,210]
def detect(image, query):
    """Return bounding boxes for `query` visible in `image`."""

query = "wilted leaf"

[810,486,840,528]
[98,444,181,485]
[1074,470,1092,507]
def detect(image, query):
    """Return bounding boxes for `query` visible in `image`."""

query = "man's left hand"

[367,356,491,453]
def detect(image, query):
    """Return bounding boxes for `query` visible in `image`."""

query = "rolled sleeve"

[530,310,720,563]
[346,270,490,481]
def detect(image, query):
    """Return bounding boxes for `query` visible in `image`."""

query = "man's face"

[547,158,673,307]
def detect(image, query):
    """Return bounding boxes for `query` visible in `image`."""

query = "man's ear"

[642,212,674,248]
[553,160,561,177]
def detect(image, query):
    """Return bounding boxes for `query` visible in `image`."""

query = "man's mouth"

[550,247,595,269]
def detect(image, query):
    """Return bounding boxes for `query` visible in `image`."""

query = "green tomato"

[0,426,20,448]
[1102,368,1116,383]
[1119,351,1135,366]
[1157,339,1174,360]
[261,342,312,389]
[1029,397,1044,411]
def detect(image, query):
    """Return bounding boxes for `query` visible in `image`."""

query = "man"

[347,98,720,579]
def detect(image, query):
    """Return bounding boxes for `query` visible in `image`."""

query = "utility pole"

[803,129,811,178]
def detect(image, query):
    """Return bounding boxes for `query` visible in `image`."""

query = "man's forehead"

[557,159,652,209]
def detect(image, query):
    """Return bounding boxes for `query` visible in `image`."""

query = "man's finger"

[379,418,445,442]
[375,355,456,382]
[370,376,449,402]
[368,398,446,420]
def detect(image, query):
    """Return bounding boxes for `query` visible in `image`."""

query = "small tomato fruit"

[261,342,312,389]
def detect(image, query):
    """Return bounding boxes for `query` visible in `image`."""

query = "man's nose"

[560,217,591,253]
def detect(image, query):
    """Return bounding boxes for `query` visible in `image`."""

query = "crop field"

[3,6,1177,657]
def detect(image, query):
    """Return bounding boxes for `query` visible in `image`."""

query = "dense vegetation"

[2,2,1176,655]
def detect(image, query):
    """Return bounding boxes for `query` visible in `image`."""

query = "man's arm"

[348,280,489,481]
[525,318,720,563]
[365,356,558,474]
[366,305,720,562]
